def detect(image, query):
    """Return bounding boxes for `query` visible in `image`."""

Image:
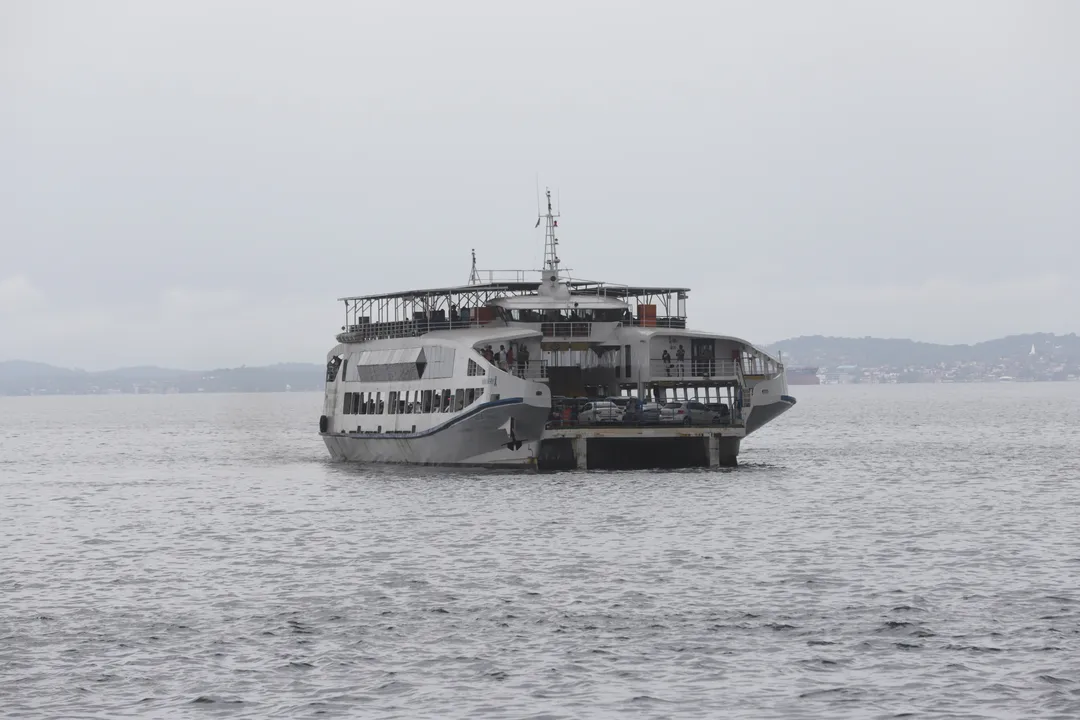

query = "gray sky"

[3,0,1078,370]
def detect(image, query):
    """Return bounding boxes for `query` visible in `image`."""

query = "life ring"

[319,415,328,433]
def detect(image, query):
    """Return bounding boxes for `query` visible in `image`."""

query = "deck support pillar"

[572,436,588,470]
[706,433,739,468]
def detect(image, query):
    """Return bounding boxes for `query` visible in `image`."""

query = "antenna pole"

[540,187,562,279]
[468,248,481,285]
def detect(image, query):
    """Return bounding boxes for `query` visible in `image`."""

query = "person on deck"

[518,345,530,375]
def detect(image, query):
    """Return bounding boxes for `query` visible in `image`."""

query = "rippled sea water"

[3,384,1080,719]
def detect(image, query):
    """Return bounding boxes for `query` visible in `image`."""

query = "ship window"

[465,388,475,406]
[387,391,398,414]
[490,393,500,402]
[422,389,433,413]
[467,359,486,376]
[352,392,360,415]
[477,387,484,403]
[455,389,465,412]
[343,392,353,414]
[509,309,543,322]
[357,391,366,415]
[404,391,413,414]
[376,391,383,414]
[441,389,452,412]
[367,394,375,414]
[398,393,406,414]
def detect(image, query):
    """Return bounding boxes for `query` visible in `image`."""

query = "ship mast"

[540,188,561,280]
[467,248,481,285]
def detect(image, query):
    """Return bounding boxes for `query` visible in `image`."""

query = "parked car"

[622,402,663,425]
[579,400,624,425]
[706,403,731,423]
[659,400,714,425]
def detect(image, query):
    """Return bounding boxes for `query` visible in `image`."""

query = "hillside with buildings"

[772,333,1080,383]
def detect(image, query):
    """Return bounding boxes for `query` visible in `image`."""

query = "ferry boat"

[320,191,796,469]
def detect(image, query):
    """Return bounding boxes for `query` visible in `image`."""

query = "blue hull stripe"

[321,396,526,440]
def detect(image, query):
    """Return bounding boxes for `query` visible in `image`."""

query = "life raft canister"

[319,415,328,433]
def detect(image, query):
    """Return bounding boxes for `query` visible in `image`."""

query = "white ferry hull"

[321,397,549,468]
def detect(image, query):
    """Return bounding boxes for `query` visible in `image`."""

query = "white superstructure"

[320,190,795,469]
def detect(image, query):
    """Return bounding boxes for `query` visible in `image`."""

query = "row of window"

[342,387,487,416]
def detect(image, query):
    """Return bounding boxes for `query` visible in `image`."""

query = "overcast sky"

[3,1,1078,370]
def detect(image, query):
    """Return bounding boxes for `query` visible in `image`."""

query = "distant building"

[824,365,860,384]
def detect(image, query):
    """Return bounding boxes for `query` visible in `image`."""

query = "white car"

[659,400,714,426]
[578,400,624,425]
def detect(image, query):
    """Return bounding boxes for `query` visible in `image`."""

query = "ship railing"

[501,360,548,380]
[337,318,487,343]
[649,358,738,380]
[469,269,540,284]
[540,321,592,338]
[620,317,688,329]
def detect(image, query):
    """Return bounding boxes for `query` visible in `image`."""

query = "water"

[3,384,1079,719]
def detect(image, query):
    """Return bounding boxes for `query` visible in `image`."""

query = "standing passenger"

[518,344,530,375]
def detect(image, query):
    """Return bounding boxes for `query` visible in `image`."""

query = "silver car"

[659,400,714,426]
[579,400,624,425]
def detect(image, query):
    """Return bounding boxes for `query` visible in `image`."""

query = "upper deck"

[336,187,698,344]
[336,278,691,344]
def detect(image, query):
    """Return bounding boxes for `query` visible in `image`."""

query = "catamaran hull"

[745,395,797,435]
[321,399,549,468]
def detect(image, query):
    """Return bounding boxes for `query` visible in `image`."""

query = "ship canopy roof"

[494,293,628,310]
[338,280,689,304]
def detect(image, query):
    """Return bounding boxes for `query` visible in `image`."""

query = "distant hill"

[769,333,1080,369]
[0,361,325,396]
